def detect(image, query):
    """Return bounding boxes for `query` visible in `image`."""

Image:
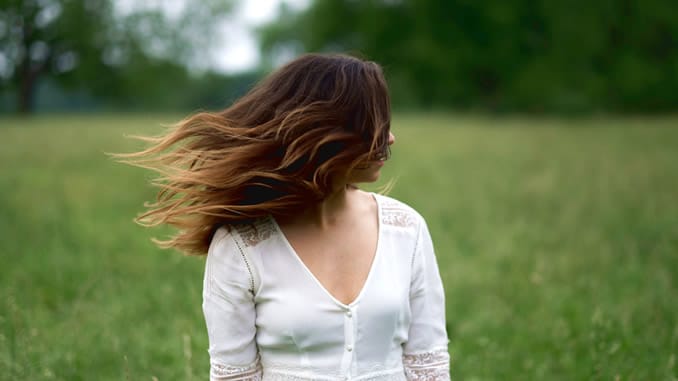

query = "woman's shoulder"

[373,193,425,230]
[208,221,269,290]
[206,224,263,294]
[208,225,235,254]
[231,218,277,248]
[210,217,277,253]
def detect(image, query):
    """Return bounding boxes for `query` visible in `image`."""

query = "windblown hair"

[117,53,391,255]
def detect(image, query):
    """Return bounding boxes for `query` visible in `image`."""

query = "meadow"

[1,114,677,380]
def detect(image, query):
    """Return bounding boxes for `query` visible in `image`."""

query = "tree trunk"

[17,18,36,115]
[18,57,37,115]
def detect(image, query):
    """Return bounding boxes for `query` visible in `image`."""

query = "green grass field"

[1,114,677,380]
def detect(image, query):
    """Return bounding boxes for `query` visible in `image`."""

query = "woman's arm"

[403,218,450,381]
[202,228,261,380]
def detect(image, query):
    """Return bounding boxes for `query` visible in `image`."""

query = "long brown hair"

[116,53,391,255]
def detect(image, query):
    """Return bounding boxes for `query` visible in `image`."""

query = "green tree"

[259,0,678,113]
[0,0,233,114]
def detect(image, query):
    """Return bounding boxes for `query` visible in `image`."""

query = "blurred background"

[2,0,678,114]
[1,0,678,380]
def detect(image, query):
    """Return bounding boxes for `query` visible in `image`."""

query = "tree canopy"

[260,0,678,113]
[0,0,234,113]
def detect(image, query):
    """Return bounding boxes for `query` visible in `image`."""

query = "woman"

[124,53,449,380]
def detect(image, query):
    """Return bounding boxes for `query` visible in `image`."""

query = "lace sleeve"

[403,348,450,381]
[403,218,450,380]
[210,357,262,381]
[203,227,260,381]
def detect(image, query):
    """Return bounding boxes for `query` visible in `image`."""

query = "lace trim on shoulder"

[234,218,275,247]
[402,348,450,381]
[211,358,262,381]
[380,198,418,228]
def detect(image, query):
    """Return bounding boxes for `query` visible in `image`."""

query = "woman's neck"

[280,184,360,229]
[309,184,356,228]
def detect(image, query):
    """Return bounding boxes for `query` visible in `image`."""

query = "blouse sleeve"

[202,228,262,381]
[402,218,450,380]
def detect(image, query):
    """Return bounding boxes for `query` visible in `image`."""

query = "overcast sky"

[214,0,291,73]
[116,0,309,74]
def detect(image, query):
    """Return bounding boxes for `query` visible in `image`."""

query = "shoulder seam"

[230,232,256,295]
[412,217,424,267]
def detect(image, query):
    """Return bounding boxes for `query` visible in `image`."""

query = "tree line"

[0,0,251,114]
[2,0,677,114]
[261,0,678,113]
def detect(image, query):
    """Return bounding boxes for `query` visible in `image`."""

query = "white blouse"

[202,193,450,381]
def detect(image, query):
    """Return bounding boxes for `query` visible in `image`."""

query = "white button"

[346,310,352,317]
[346,345,353,352]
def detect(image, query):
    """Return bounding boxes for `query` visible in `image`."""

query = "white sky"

[212,0,285,73]
[216,0,312,73]
[116,0,309,74]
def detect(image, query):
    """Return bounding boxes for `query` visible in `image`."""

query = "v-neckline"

[270,192,382,308]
